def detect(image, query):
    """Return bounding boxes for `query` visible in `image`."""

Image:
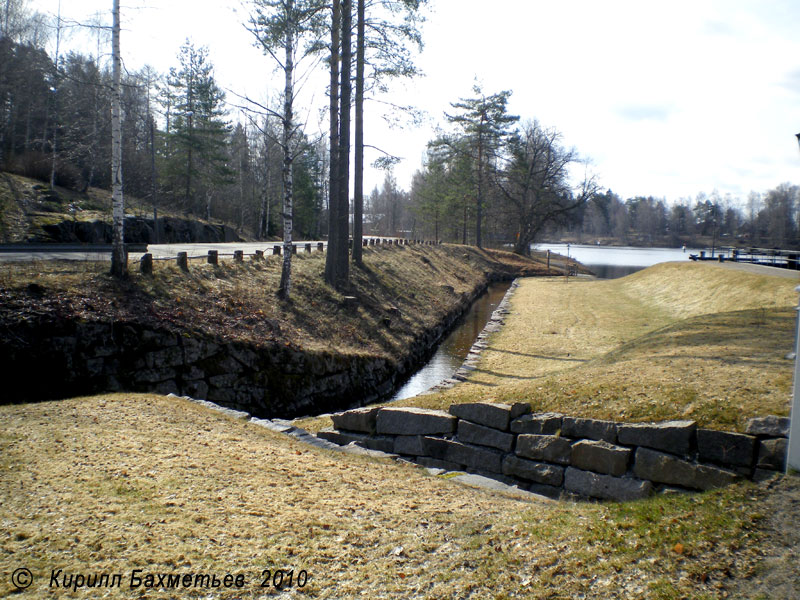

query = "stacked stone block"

[319,403,790,502]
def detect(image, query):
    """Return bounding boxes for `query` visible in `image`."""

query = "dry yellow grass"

[1,393,788,599]
[3,260,800,598]
[382,262,798,432]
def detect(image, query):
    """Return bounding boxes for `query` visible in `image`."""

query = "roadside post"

[566,243,570,282]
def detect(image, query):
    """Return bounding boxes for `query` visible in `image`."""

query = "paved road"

[715,261,800,279]
[0,239,409,263]
[0,249,115,263]
[0,241,328,263]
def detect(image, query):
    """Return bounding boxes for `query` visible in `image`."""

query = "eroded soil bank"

[0,244,549,417]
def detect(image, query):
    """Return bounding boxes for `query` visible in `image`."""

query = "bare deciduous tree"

[109,0,126,277]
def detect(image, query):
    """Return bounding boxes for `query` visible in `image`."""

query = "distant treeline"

[2,8,797,252]
[543,186,800,250]
[0,32,326,241]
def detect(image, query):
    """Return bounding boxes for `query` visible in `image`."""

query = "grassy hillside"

[0,244,548,360]
[303,262,798,433]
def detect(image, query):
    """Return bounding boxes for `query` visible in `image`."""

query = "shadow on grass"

[597,308,794,368]
[487,347,589,362]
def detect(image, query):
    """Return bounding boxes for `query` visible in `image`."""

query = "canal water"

[535,243,701,279]
[389,281,512,401]
[387,245,691,401]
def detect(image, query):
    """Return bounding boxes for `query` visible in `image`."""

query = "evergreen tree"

[165,40,231,217]
[439,85,518,247]
[351,0,427,262]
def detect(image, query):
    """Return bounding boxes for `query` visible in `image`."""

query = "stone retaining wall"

[1,276,509,418]
[319,402,790,501]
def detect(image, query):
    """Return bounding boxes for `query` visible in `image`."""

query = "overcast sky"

[30,0,800,205]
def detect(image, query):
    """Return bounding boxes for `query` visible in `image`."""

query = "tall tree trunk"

[238,148,244,231]
[336,0,352,287]
[277,3,295,299]
[110,0,126,278]
[185,112,193,206]
[462,197,467,245]
[352,0,365,264]
[259,129,270,240]
[476,129,483,248]
[49,0,62,189]
[324,0,341,286]
[149,114,158,243]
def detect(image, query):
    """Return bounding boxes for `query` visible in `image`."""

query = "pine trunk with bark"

[335,0,352,287]
[324,0,341,287]
[352,0,365,264]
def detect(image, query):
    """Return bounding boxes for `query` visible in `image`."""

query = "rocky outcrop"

[39,216,241,244]
[320,403,791,501]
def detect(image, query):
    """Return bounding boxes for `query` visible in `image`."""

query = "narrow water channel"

[389,281,513,401]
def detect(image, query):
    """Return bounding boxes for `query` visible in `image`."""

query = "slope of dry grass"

[0,245,547,363]
[379,262,798,432]
[1,393,787,599]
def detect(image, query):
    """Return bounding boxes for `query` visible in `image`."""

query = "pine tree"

[352,0,427,259]
[442,85,518,248]
[166,40,231,217]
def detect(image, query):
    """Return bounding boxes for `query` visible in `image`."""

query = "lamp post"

[788,133,800,472]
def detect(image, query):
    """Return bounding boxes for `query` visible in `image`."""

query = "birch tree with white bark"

[248,0,326,299]
[109,0,126,277]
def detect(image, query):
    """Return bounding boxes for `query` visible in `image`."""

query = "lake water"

[388,281,512,401]
[535,244,701,279]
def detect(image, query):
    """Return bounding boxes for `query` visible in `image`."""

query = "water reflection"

[535,244,701,279]
[389,282,512,401]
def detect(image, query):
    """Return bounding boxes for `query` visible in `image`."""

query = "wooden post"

[253,250,264,261]
[177,252,188,272]
[140,253,153,275]
[305,243,312,253]
[273,245,281,255]
[292,244,298,254]
[234,250,244,262]
[208,250,218,265]
[317,242,324,252]
[547,249,551,271]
